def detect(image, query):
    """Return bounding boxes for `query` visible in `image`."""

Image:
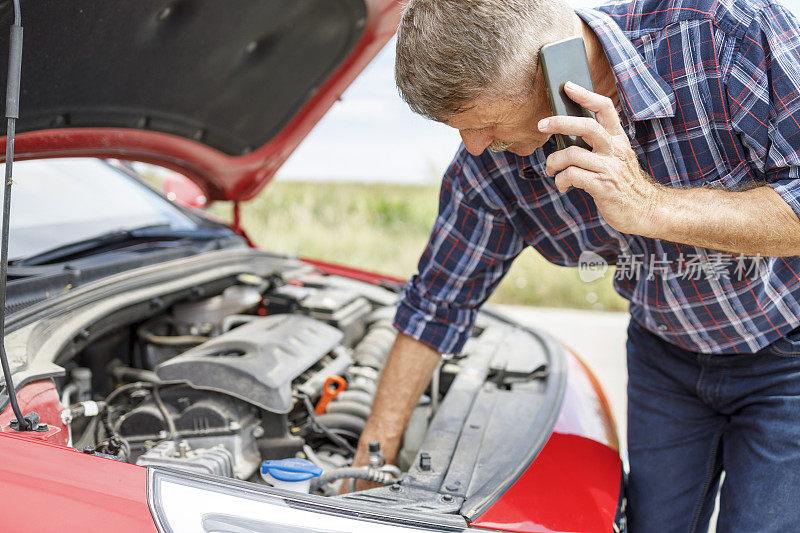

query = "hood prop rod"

[0,0,43,433]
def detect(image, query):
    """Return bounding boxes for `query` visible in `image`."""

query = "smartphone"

[539,36,595,150]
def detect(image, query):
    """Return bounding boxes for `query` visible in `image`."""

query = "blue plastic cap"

[261,458,323,482]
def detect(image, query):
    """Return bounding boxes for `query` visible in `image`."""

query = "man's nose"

[460,130,492,156]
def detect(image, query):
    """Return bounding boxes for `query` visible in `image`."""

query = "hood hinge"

[231,201,254,247]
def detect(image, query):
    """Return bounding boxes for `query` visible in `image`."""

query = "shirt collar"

[575,8,676,122]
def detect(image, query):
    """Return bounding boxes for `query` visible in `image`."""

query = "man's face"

[444,65,553,157]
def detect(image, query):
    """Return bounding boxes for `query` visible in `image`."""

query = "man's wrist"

[637,179,670,240]
[636,182,708,246]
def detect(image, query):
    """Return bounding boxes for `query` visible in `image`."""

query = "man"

[351,0,800,529]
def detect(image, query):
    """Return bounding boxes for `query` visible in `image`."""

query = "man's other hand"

[539,81,663,237]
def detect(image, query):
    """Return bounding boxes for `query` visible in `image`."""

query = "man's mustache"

[488,140,513,152]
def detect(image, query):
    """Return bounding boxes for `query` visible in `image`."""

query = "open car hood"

[0,0,401,201]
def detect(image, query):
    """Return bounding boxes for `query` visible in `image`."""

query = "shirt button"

[657,324,668,332]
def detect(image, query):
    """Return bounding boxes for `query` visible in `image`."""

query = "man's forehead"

[445,101,498,131]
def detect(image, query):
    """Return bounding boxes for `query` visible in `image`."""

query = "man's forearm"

[646,185,800,256]
[353,332,441,466]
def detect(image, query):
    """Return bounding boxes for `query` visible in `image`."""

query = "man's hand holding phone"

[540,79,663,238]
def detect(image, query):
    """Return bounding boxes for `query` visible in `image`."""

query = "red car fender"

[0,380,156,532]
[470,347,623,533]
[0,379,68,445]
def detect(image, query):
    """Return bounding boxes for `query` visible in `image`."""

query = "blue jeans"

[626,318,800,532]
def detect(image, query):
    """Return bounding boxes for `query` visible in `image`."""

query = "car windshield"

[0,158,197,260]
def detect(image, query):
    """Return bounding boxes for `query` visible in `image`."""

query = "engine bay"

[58,270,415,494]
[42,255,555,507]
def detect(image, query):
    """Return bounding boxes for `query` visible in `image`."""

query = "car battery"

[265,285,371,347]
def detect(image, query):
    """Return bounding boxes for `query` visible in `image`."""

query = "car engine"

[60,272,413,494]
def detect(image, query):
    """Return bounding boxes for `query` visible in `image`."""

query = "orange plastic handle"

[314,375,347,415]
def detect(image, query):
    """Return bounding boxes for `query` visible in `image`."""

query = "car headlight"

[147,468,474,533]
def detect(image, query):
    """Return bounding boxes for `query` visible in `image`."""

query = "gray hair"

[395,0,577,122]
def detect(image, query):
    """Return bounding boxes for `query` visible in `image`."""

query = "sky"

[277,0,800,184]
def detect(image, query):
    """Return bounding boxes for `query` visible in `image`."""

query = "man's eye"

[469,124,491,131]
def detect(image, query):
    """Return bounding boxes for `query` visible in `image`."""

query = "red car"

[0,2,624,532]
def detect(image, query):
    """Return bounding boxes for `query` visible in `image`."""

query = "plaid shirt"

[394,0,800,355]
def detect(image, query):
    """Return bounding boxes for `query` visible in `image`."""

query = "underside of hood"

[0,0,402,201]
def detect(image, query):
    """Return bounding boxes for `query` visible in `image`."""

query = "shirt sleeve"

[726,2,800,217]
[393,146,525,354]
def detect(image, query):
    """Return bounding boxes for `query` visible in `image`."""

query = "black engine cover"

[116,387,253,441]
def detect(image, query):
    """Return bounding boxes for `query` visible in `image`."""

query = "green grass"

[208,181,627,312]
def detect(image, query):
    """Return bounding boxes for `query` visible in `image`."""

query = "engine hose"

[302,445,326,469]
[310,466,399,490]
[314,413,365,436]
[323,401,371,420]
[335,390,373,406]
[297,393,355,454]
[72,382,155,450]
[139,331,210,346]
[345,377,377,397]
[111,366,162,384]
[136,319,209,346]
[65,400,106,421]
[60,383,77,408]
[352,321,396,369]
[151,386,178,443]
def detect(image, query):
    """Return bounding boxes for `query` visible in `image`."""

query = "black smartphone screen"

[539,36,595,150]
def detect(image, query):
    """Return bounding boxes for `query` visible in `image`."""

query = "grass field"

[207,180,627,312]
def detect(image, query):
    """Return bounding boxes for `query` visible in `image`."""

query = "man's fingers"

[554,165,597,194]
[546,145,602,175]
[562,81,625,135]
[354,479,381,491]
[538,115,609,151]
